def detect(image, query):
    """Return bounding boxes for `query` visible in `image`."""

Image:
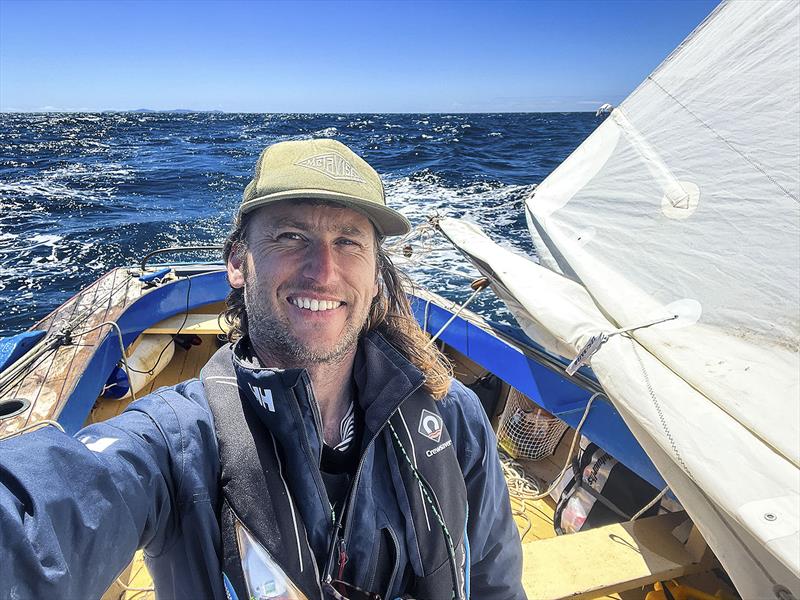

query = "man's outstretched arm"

[0,400,179,599]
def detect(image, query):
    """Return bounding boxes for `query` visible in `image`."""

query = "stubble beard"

[243,275,368,368]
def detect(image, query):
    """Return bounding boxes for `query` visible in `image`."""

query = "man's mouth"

[287,296,344,312]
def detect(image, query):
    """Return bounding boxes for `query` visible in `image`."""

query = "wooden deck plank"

[0,269,144,437]
[0,270,120,432]
[0,275,96,433]
[40,271,125,422]
[178,337,218,382]
[50,270,137,421]
[25,275,109,425]
[0,347,59,435]
[521,511,709,600]
[512,495,557,543]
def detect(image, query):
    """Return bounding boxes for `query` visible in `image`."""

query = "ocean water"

[0,112,599,336]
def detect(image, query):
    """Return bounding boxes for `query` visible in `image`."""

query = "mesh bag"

[498,388,568,461]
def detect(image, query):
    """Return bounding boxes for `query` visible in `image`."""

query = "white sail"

[448,0,800,596]
[439,217,799,597]
[528,0,800,457]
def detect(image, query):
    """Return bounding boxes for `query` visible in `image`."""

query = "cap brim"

[239,189,411,237]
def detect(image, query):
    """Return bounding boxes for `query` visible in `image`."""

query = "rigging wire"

[0,344,59,399]
[72,321,137,404]
[1,269,197,410]
[113,577,155,595]
[386,251,478,280]
[0,271,134,396]
[426,278,490,346]
[123,274,193,376]
[0,419,64,441]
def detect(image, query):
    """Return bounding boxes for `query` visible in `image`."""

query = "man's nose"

[302,242,338,285]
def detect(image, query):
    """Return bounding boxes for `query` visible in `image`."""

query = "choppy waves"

[0,112,598,335]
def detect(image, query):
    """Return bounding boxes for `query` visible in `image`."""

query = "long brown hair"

[221,208,453,400]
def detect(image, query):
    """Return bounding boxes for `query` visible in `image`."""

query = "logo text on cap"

[295,152,366,183]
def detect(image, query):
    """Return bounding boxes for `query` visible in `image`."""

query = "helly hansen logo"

[418,409,443,443]
[250,384,275,412]
[295,152,366,183]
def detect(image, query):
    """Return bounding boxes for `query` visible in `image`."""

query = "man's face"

[227,201,380,367]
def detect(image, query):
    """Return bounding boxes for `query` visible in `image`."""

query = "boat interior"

[0,266,740,600]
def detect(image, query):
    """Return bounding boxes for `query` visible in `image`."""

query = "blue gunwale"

[56,269,229,433]
[52,266,664,489]
[409,295,665,490]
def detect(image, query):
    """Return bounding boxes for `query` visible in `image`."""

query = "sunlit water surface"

[0,112,599,336]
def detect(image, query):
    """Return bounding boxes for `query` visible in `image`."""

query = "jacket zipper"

[290,382,335,530]
[300,374,325,454]
[337,380,425,575]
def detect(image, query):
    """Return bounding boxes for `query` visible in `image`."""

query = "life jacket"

[200,333,469,600]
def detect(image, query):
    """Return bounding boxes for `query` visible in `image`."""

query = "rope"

[515,392,602,503]
[0,271,133,396]
[499,451,547,541]
[113,576,154,594]
[497,390,673,527]
[631,485,670,521]
[124,274,193,376]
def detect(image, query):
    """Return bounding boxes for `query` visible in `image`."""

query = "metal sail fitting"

[565,314,679,376]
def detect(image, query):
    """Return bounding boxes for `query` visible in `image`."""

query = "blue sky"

[0,0,720,113]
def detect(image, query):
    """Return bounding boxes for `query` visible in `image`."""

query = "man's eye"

[277,232,304,241]
[338,238,362,247]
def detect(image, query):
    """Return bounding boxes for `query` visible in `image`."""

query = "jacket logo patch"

[78,435,118,453]
[250,384,275,412]
[418,409,443,443]
[295,152,366,183]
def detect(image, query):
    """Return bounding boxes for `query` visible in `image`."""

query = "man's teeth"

[291,297,342,311]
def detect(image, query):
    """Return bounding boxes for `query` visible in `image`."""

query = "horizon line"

[0,109,602,115]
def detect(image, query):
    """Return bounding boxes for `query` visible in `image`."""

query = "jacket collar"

[353,331,426,438]
[230,331,426,436]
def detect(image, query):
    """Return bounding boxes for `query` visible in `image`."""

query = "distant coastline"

[126,108,226,114]
[0,108,228,114]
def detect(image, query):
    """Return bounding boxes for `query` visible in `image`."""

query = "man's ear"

[227,245,246,289]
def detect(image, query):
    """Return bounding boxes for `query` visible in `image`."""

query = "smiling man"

[0,139,525,600]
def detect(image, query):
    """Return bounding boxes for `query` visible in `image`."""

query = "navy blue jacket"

[0,342,525,599]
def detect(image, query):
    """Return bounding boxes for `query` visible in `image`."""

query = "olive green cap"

[241,139,411,237]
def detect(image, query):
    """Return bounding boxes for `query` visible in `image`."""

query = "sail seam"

[646,75,799,205]
[627,336,692,477]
